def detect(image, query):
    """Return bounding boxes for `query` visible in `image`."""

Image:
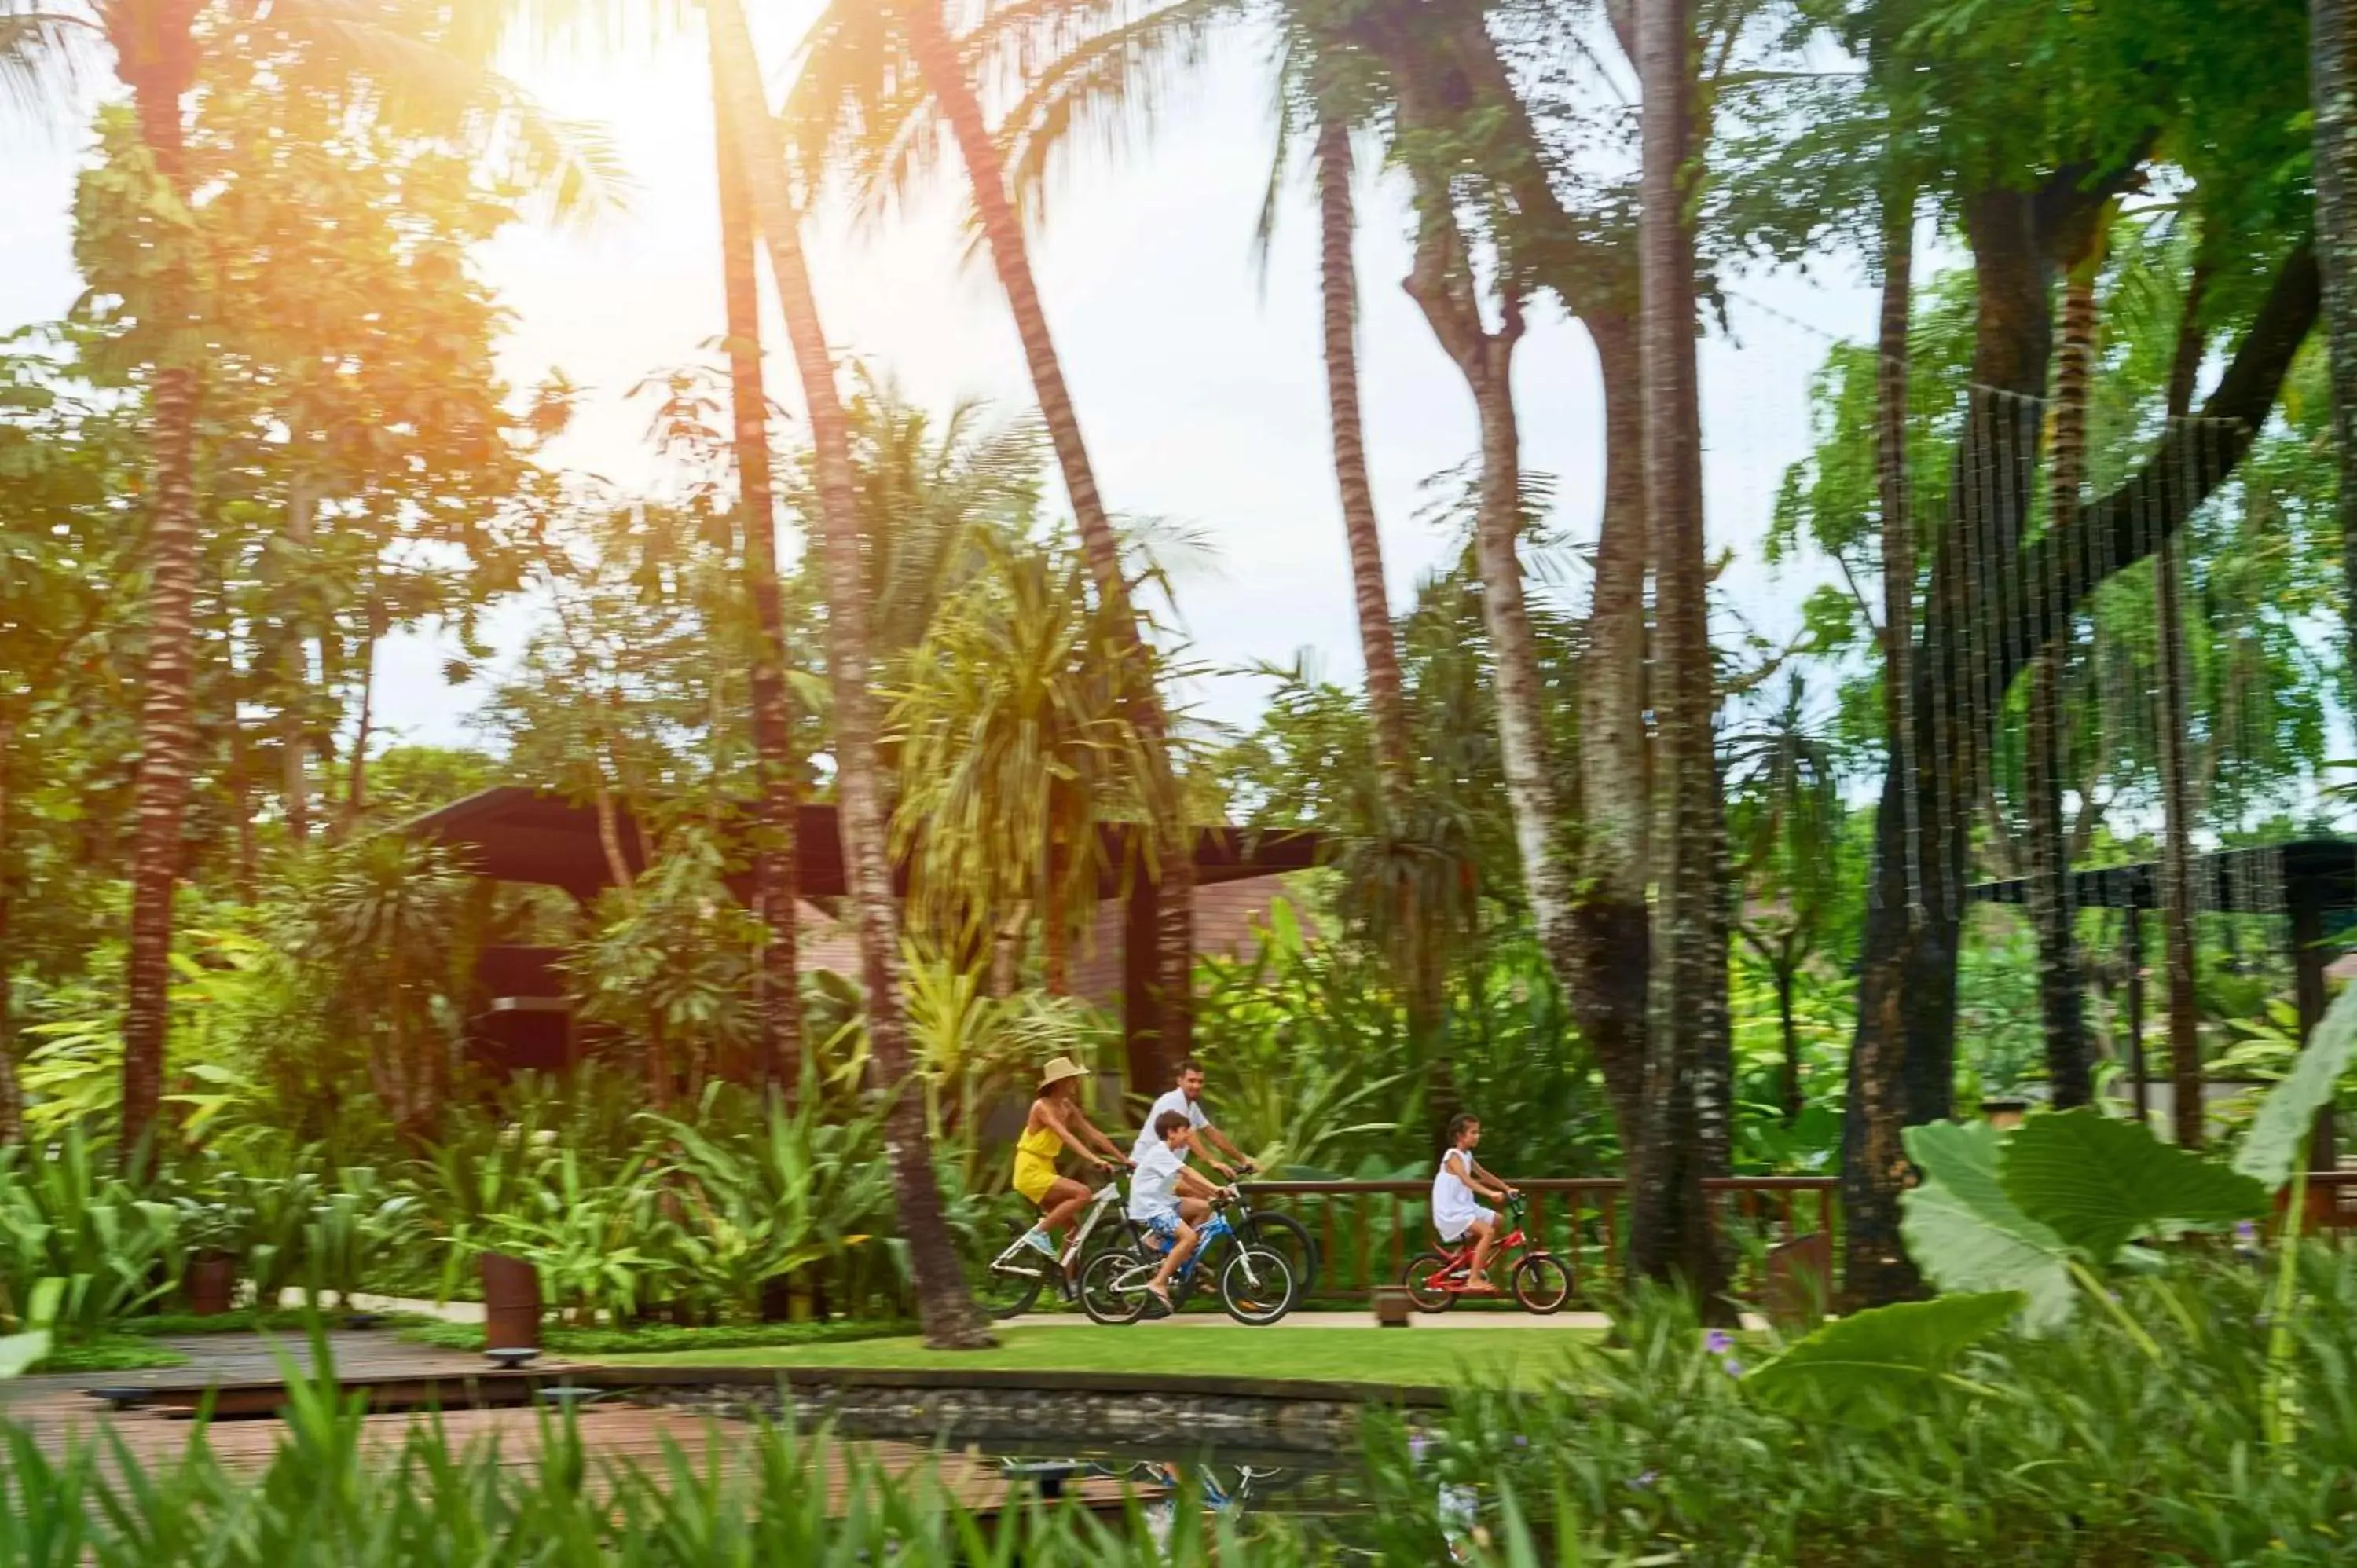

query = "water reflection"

[978,1441,1494,1558]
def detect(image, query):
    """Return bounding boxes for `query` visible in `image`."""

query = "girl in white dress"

[1431,1114,1518,1294]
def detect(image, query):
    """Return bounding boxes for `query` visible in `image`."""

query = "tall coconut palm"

[702,0,991,1348]
[706,29,801,1097]
[5,0,616,1169]
[1630,0,1724,1298]
[3,1,204,1169]
[1313,112,1413,804]
[798,0,1194,1084]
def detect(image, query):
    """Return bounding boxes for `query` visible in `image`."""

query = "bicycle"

[1077,1190,1297,1325]
[1225,1163,1321,1300]
[979,1173,1133,1321]
[1401,1194,1571,1313]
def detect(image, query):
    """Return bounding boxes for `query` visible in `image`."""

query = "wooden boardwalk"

[0,1330,1146,1515]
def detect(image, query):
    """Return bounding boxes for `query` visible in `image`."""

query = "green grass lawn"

[601,1324,1596,1390]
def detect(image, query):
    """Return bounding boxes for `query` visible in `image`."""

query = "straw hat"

[1039,1056,1088,1089]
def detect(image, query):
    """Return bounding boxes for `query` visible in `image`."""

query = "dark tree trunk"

[2156,262,2212,1147]
[2314,0,2357,695]
[899,2,1193,1080]
[1631,0,1726,1301]
[709,0,991,1349]
[2026,263,2097,1110]
[1841,217,2318,1306]
[709,28,804,1097]
[119,31,203,1174]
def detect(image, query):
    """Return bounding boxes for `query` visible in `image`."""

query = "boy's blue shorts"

[1141,1212,1183,1250]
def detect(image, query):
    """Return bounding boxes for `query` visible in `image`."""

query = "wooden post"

[2124,902,2150,1127]
[1122,863,1164,1094]
[2292,885,2337,1173]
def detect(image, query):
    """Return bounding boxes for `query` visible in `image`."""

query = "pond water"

[958,1436,1490,1561]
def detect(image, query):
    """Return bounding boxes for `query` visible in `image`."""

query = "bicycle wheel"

[1079,1247,1152,1325]
[981,1236,1050,1321]
[1218,1245,1296,1325]
[1512,1252,1573,1315]
[1241,1210,1321,1301]
[1403,1250,1460,1313]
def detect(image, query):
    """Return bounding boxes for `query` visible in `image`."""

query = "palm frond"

[0,10,100,139]
[989,0,1248,228]
[273,0,635,229]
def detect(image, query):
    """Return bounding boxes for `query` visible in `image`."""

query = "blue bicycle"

[1075,1192,1297,1325]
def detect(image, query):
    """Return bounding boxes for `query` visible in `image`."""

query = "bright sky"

[0,11,1883,756]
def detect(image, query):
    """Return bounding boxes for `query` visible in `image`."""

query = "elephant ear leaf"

[2234,982,2357,1191]
[1901,1120,2077,1334]
[1746,1291,2023,1431]
[2003,1109,2267,1264]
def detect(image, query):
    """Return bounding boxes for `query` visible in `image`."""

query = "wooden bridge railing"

[1240,1175,1840,1304]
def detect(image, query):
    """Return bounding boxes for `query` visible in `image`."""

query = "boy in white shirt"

[1129,1108,1234,1311]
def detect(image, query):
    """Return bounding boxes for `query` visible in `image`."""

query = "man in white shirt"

[1129,1108,1233,1310]
[1131,1060,1252,1178]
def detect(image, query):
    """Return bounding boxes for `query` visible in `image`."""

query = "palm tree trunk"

[898,2,1193,1083]
[2314,0,2357,696]
[1631,0,1725,1299]
[709,29,805,1098]
[1570,314,1652,1149]
[708,0,991,1349]
[2026,262,2096,1109]
[120,48,203,1173]
[1316,115,1411,797]
[2156,261,2211,1148]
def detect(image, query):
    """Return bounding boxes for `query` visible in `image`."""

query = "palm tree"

[1631,0,1725,1297]
[1312,111,1413,808]
[3,1,204,1169]
[890,532,1160,991]
[706,28,802,1097]
[795,0,1194,1084]
[4,0,614,1169]
[703,0,992,1348]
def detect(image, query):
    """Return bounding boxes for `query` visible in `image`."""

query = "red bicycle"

[1402,1196,1572,1313]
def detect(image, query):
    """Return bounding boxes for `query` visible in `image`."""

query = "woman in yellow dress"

[1012,1056,1131,1277]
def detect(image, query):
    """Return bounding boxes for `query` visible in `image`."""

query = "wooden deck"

[0,1330,1148,1515]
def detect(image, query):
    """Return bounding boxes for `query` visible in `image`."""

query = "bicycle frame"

[1417,1200,1549,1290]
[988,1178,1126,1280]
[1109,1201,1263,1295]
